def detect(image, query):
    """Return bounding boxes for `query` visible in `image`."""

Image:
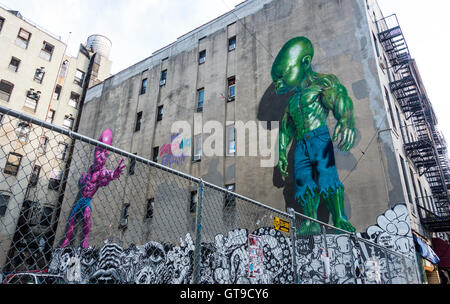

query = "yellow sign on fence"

[273,217,290,234]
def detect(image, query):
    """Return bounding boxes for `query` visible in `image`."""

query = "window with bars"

[8,57,20,72]
[0,80,14,102]
[16,28,31,49]
[40,41,55,61]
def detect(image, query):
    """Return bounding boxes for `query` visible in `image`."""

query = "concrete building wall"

[55,0,445,252]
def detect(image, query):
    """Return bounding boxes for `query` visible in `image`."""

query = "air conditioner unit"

[193,154,201,162]
[227,96,235,102]
[159,79,166,87]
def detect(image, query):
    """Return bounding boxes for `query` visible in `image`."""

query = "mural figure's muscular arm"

[321,75,356,152]
[279,105,296,178]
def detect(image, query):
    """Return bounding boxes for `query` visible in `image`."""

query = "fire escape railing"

[377,15,450,227]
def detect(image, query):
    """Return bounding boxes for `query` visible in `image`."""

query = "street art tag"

[273,217,290,234]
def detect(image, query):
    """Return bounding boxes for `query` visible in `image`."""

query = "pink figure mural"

[61,129,126,249]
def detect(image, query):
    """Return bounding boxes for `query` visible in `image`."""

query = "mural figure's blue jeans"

[294,125,344,204]
[69,197,92,220]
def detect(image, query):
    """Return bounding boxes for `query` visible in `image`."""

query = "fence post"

[287,208,299,284]
[385,251,393,284]
[192,179,204,284]
[321,225,329,284]
[348,234,357,284]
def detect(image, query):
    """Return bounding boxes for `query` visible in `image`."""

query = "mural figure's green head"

[271,37,314,94]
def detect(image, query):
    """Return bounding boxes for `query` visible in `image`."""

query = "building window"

[384,87,397,131]
[16,28,31,49]
[227,125,236,156]
[140,78,148,95]
[157,106,164,122]
[145,198,154,219]
[57,142,68,160]
[16,122,31,142]
[4,152,22,176]
[372,32,380,58]
[8,57,20,72]
[30,165,41,187]
[53,85,62,100]
[135,111,143,132]
[63,116,74,130]
[34,68,45,84]
[190,191,198,213]
[74,69,85,87]
[46,109,55,124]
[227,77,236,101]
[40,136,48,154]
[48,170,63,191]
[0,16,4,33]
[40,207,53,227]
[197,88,204,113]
[228,36,236,51]
[193,134,202,162]
[68,92,80,109]
[0,80,14,102]
[24,94,39,112]
[399,156,414,211]
[0,194,10,217]
[199,50,206,64]
[40,41,55,61]
[129,153,137,176]
[160,70,167,87]
[152,147,159,163]
[119,204,130,230]
[224,184,236,208]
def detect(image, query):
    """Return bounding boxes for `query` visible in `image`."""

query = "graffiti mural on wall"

[61,129,126,249]
[160,134,191,168]
[49,204,414,284]
[271,37,357,235]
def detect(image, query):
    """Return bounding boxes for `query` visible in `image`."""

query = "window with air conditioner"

[199,50,206,64]
[160,70,167,87]
[228,36,236,51]
[197,89,204,113]
[48,170,63,191]
[63,116,74,130]
[227,77,236,101]
[34,68,45,84]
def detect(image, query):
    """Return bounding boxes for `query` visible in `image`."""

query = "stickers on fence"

[273,217,290,234]
[248,234,263,278]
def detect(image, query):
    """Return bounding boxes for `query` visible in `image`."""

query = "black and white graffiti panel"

[48,204,415,284]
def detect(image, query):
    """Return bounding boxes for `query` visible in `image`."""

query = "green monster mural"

[271,37,357,235]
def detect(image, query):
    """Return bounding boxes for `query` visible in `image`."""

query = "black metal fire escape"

[377,15,450,232]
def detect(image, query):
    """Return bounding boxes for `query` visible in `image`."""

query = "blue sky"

[1,0,449,143]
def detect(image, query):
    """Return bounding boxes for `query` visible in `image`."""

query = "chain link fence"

[0,105,420,284]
